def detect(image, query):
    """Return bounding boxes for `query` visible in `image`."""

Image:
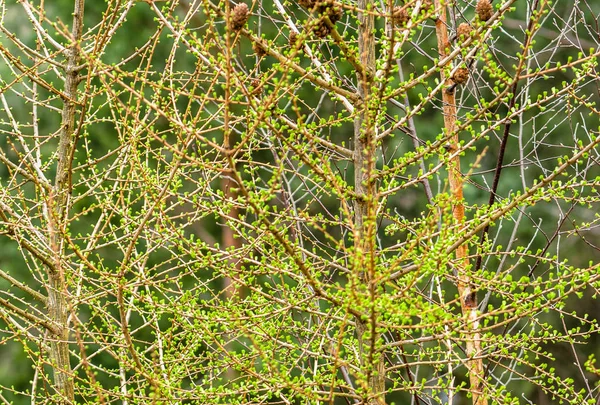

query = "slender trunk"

[433,2,486,404]
[221,1,242,383]
[47,0,85,402]
[354,1,385,403]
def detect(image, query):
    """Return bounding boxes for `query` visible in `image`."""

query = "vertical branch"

[221,0,245,384]
[46,0,85,402]
[432,1,486,404]
[354,0,385,403]
[221,1,241,301]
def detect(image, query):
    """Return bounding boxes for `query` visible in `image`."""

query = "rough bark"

[47,0,85,402]
[354,0,385,403]
[433,1,487,404]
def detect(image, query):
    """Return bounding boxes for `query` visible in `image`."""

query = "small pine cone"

[299,0,317,9]
[318,1,343,24]
[476,0,493,22]
[452,68,469,85]
[420,0,433,13]
[289,31,299,48]
[231,3,249,31]
[457,22,472,41]
[316,0,332,13]
[392,6,409,28]
[251,78,262,95]
[253,41,267,57]
[313,19,331,38]
[329,4,343,24]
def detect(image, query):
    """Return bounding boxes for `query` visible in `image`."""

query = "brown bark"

[221,1,243,384]
[433,1,487,404]
[354,1,385,403]
[46,0,85,402]
[221,1,242,301]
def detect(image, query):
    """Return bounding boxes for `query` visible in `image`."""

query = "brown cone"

[289,31,299,49]
[457,23,472,41]
[251,78,262,95]
[421,0,433,13]
[452,68,469,85]
[253,41,267,57]
[299,0,317,9]
[318,1,343,24]
[313,19,331,38]
[476,0,493,22]
[392,6,409,28]
[231,3,249,31]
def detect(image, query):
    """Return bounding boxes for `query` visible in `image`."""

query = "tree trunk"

[433,1,487,404]
[47,0,85,402]
[354,1,385,403]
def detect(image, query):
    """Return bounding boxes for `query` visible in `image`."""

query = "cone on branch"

[250,78,262,95]
[392,6,410,28]
[313,19,331,38]
[253,41,267,57]
[298,0,317,10]
[446,67,470,94]
[289,31,300,49]
[476,0,493,22]
[457,22,473,42]
[452,67,469,85]
[318,0,343,24]
[420,0,433,13]
[231,3,249,31]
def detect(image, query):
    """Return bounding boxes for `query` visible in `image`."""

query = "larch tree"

[0,0,599,404]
